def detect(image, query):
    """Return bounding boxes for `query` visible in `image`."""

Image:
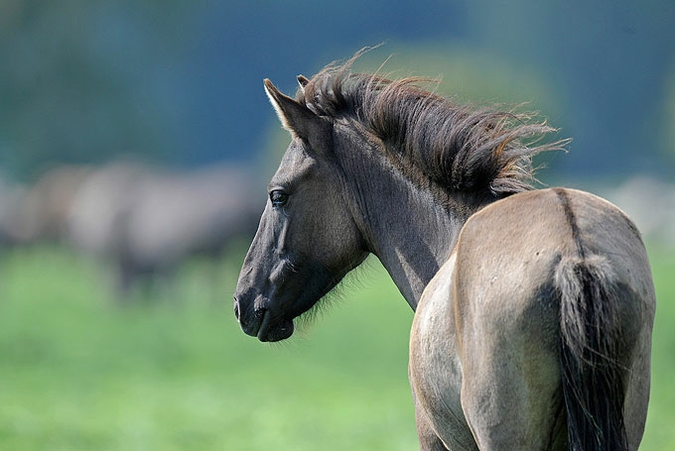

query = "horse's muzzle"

[233,295,261,337]
[233,295,294,342]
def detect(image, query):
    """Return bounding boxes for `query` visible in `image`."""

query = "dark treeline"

[1,1,673,182]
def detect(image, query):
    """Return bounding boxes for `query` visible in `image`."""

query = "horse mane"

[297,55,567,197]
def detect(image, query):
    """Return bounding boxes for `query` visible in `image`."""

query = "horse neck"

[340,135,483,310]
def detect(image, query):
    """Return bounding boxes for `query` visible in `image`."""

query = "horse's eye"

[270,190,289,208]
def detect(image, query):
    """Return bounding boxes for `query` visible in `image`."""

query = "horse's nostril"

[233,298,241,321]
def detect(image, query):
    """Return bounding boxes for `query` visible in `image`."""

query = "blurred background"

[0,1,674,450]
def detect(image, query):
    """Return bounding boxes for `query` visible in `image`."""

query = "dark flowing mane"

[297,57,567,197]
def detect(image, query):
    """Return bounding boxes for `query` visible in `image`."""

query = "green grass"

[0,247,416,450]
[640,248,675,450]
[0,244,673,450]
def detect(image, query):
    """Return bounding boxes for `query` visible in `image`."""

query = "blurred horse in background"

[234,55,655,450]
[3,160,262,299]
[66,161,262,296]
[0,173,25,247]
[5,165,92,246]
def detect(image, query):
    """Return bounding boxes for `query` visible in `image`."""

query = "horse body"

[234,53,655,450]
[410,188,654,450]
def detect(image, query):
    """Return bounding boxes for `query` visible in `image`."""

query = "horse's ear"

[264,78,319,140]
[297,75,310,91]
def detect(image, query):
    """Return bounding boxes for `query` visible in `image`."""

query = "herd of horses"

[234,53,656,451]
[0,161,262,295]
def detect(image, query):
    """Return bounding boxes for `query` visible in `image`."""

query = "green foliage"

[350,43,563,115]
[663,63,675,161]
[0,245,673,449]
[2,1,674,181]
[0,1,195,180]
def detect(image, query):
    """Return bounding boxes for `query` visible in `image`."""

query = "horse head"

[233,78,368,342]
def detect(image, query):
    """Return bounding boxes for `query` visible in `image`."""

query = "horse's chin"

[257,317,294,342]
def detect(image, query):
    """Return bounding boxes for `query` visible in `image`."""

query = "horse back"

[454,187,654,328]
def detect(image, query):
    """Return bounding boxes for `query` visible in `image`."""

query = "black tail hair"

[555,255,629,451]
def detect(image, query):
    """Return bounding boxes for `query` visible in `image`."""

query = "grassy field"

[0,244,673,450]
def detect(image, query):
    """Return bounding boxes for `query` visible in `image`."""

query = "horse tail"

[555,254,629,451]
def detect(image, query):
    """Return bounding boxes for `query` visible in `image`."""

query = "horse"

[66,161,262,295]
[6,165,92,246]
[233,55,655,450]
[116,163,262,292]
[0,172,25,247]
